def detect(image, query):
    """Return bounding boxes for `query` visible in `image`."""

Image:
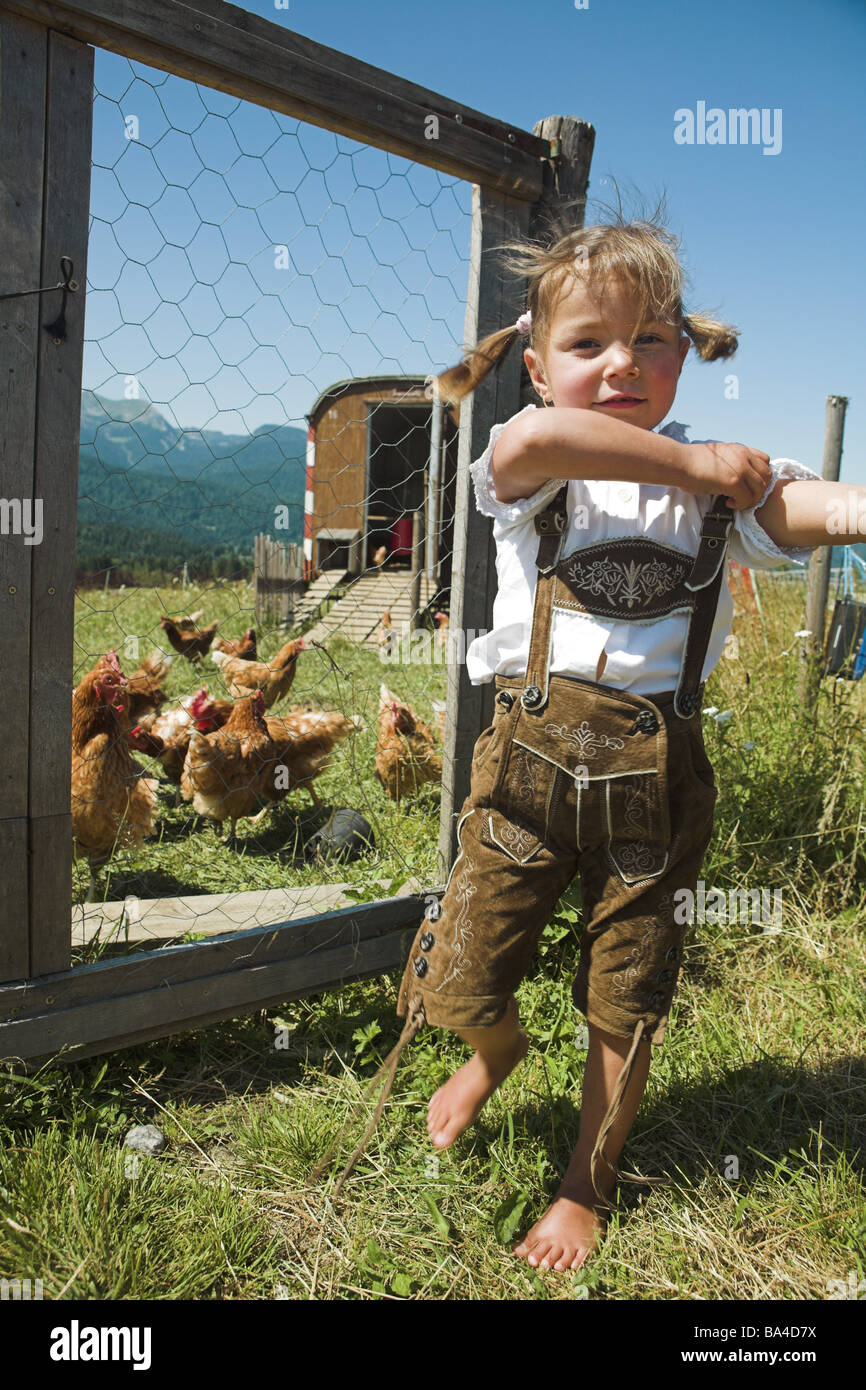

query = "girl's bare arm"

[492,407,772,510]
[754,479,866,548]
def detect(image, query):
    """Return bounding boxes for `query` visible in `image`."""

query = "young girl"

[314,210,861,1273]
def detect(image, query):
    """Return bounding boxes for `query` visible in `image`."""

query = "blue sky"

[85,0,866,482]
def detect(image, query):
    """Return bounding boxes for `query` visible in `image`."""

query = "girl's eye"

[571,333,663,350]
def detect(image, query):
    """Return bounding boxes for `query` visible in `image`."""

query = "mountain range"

[77,390,306,562]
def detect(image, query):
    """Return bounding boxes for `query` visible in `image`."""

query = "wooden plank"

[437,186,530,874]
[0,13,47,978]
[5,0,547,199]
[0,891,436,1063]
[27,29,93,976]
[71,881,378,948]
[1,932,414,1067]
[0,889,438,1017]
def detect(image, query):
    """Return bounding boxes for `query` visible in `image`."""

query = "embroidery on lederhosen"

[561,551,691,611]
[542,719,626,761]
[432,849,478,994]
[482,810,544,864]
[608,840,669,883]
[610,891,677,1002]
[605,776,669,883]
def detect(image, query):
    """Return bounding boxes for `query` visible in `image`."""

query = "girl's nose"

[603,347,639,376]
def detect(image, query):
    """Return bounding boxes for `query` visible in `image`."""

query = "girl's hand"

[684,441,773,509]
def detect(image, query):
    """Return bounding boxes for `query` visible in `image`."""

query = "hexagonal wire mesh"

[73,47,475,954]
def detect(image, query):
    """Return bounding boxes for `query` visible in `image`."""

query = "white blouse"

[466,404,821,694]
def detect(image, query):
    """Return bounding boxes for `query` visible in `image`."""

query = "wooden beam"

[28,28,94,976]
[438,116,594,873]
[0,891,434,1064]
[4,0,548,199]
[438,186,530,874]
[0,15,47,979]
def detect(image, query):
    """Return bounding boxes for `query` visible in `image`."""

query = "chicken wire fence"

[74,45,476,951]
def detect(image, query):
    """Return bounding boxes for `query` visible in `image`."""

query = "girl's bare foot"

[511,1179,612,1271]
[427,1029,530,1148]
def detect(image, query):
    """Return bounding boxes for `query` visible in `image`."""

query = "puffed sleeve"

[727,458,823,570]
[469,404,566,529]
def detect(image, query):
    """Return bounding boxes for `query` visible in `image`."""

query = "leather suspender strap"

[533,482,569,572]
[674,495,734,717]
[522,483,570,710]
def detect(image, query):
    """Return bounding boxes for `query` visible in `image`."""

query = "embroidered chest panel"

[553,537,697,621]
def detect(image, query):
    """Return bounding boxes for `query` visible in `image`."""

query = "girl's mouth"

[597,397,644,408]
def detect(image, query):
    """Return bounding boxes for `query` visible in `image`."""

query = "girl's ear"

[524,346,549,401]
[677,335,690,373]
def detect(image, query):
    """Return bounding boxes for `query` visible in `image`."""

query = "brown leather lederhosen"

[311,487,735,1201]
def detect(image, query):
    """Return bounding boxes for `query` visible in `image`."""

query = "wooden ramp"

[72,878,421,952]
[292,569,349,627]
[303,569,438,647]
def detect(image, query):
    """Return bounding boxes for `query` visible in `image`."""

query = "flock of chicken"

[71,610,446,898]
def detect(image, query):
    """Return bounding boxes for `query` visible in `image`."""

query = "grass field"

[1,574,864,1300]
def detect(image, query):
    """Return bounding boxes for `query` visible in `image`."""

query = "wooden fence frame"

[0,0,593,1064]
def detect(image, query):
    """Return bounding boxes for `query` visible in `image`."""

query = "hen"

[126,649,173,724]
[160,615,220,662]
[128,688,233,784]
[247,709,365,827]
[71,651,157,899]
[211,636,305,708]
[376,609,395,656]
[180,690,279,839]
[174,609,206,631]
[374,683,442,802]
[212,627,257,661]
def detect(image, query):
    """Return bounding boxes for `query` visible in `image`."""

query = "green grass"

[1,575,864,1299]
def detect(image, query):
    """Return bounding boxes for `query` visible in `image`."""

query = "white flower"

[742,741,755,751]
[794,629,812,638]
[702,706,719,717]
[713,710,734,724]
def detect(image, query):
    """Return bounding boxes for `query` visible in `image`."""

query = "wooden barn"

[303,376,460,588]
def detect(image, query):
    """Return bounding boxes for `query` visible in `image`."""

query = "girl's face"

[524,273,690,431]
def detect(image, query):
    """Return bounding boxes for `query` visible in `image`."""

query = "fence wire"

[73,47,474,955]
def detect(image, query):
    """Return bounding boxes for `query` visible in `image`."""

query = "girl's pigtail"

[682,311,740,362]
[432,324,521,406]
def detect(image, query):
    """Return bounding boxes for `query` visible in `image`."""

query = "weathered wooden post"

[438,116,594,874]
[0,15,93,980]
[798,395,848,710]
[426,393,443,582]
[409,507,424,629]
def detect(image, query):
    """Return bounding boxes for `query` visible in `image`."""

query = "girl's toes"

[538,1243,563,1270]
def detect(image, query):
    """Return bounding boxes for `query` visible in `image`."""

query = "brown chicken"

[160,615,219,662]
[212,627,257,661]
[433,610,450,650]
[430,699,447,740]
[127,688,233,784]
[71,651,157,899]
[174,609,206,631]
[180,690,279,839]
[374,683,442,802]
[376,609,395,656]
[211,636,305,708]
[126,649,173,723]
[247,709,365,827]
